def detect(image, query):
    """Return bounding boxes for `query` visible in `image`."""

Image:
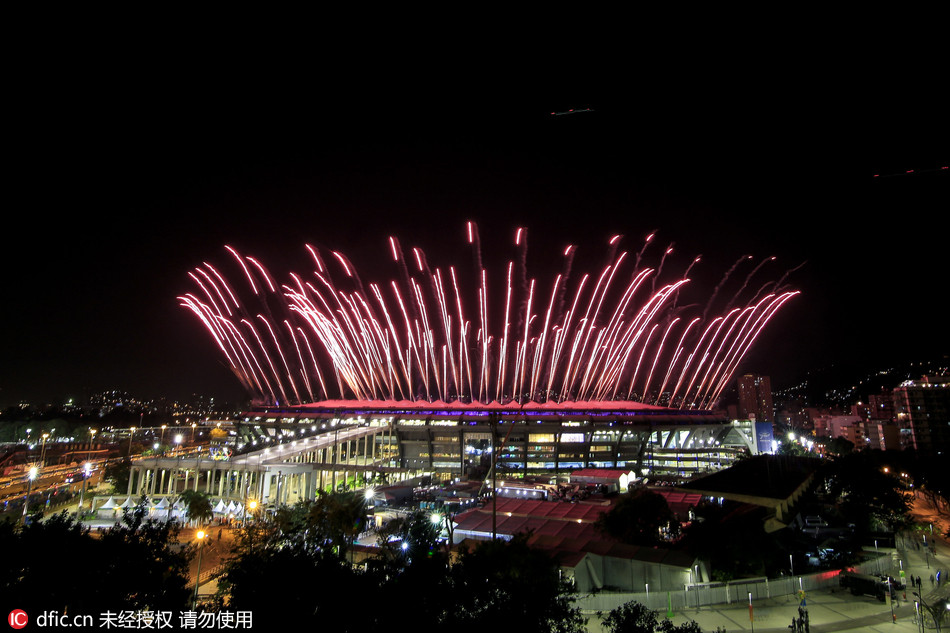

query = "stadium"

[124,225,792,505]
[124,395,764,510]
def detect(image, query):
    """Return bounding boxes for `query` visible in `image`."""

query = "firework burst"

[179,223,798,409]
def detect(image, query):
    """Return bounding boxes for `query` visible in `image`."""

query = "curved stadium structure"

[236,398,758,481]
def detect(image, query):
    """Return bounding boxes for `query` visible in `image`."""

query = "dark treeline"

[212,492,587,631]
[1,508,192,616]
[1,495,588,632]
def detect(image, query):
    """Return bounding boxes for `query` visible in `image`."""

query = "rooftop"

[678,455,820,502]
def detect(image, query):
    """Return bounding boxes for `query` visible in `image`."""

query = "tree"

[281,490,370,557]
[821,436,855,456]
[596,488,675,546]
[821,451,912,533]
[600,600,659,633]
[659,622,709,633]
[917,457,950,518]
[310,489,369,556]
[442,534,586,633]
[218,493,384,629]
[373,508,441,563]
[0,507,192,613]
[367,511,452,628]
[777,436,809,457]
[103,456,133,494]
[681,502,790,580]
[97,503,194,610]
[218,499,585,631]
[179,489,214,525]
[221,534,379,629]
[600,600,723,633]
[0,511,102,613]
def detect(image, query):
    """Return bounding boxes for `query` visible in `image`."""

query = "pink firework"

[179,225,798,409]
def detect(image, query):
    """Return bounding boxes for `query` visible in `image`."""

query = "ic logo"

[8,610,28,629]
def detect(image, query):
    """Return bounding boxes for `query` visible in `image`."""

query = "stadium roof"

[293,399,670,411]
[250,399,727,422]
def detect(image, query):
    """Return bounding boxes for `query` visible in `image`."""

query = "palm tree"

[179,490,213,526]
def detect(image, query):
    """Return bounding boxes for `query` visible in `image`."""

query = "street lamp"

[172,434,184,494]
[40,433,50,468]
[886,578,895,623]
[193,530,207,609]
[128,426,136,460]
[913,591,946,633]
[21,466,38,524]
[245,499,258,524]
[77,428,97,517]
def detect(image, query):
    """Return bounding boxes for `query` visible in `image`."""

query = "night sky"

[3,49,947,408]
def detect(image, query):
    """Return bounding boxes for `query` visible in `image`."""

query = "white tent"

[170,497,185,520]
[151,497,170,520]
[96,496,118,519]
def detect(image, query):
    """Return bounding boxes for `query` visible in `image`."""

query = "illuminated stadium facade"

[236,399,760,483]
[120,400,758,513]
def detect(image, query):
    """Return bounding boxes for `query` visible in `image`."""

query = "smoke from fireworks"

[180,225,798,409]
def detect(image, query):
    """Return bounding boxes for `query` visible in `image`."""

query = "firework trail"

[724,256,776,313]
[604,234,622,270]
[554,243,576,323]
[514,226,530,345]
[775,260,807,291]
[466,221,483,273]
[181,225,798,410]
[671,255,702,311]
[703,254,751,322]
[634,231,656,271]
[749,259,808,304]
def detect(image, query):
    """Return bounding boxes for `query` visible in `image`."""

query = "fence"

[576,551,895,614]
